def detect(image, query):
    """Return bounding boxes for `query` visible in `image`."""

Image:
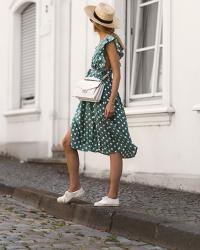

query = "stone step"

[26,157,66,165]
[51,144,65,159]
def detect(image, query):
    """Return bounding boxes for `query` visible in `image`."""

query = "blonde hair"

[92,21,126,50]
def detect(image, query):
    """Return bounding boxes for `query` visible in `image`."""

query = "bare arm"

[105,41,121,104]
[104,41,121,119]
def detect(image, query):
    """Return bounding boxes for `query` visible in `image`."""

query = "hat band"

[93,10,113,24]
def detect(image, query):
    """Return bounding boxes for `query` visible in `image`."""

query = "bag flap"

[77,79,101,90]
[84,76,100,81]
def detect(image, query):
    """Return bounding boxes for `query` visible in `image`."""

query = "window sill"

[124,106,175,127]
[192,104,200,111]
[3,107,41,123]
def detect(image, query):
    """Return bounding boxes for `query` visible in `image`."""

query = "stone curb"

[1,183,200,250]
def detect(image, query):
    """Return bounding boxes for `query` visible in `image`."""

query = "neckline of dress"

[95,34,113,48]
[99,34,110,43]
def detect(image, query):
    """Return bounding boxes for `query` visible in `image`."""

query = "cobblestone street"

[0,194,166,250]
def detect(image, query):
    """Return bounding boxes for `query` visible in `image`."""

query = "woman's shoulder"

[99,34,121,50]
[94,33,124,60]
[101,34,116,46]
[105,34,116,42]
[103,34,125,59]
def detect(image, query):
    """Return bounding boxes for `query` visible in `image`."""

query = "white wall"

[119,0,200,191]
[128,0,200,174]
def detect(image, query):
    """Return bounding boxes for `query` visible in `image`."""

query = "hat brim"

[84,5,120,29]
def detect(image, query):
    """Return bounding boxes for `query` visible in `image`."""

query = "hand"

[104,101,115,119]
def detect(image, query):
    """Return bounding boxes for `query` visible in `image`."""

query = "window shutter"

[20,3,36,104]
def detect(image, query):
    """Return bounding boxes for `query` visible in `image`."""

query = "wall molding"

[124,105,175,126]
[192,104,200,111]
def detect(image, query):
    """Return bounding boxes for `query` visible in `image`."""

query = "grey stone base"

[1,141,49,161]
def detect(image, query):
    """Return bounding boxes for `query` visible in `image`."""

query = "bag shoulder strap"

[101,72,110,81]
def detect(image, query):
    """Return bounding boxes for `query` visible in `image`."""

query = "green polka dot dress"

[70,34,138,158]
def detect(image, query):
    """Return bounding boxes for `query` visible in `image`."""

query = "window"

[5,0,40,118]
[20,3,36,108]
[126,0,163,104]
[125,0,174,126]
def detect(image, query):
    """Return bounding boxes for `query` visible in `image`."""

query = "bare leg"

[62,128,81,192]
[107,152,123,199]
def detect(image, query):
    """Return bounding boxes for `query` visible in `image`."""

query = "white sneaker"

[94,196,119,207]
[57,187,85,203]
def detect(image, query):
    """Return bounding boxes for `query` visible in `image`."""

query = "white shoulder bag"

[72,72,110,102]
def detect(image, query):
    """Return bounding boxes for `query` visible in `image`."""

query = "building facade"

[1,0,200,192]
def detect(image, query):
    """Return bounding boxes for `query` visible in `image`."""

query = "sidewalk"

[0,155,200,250]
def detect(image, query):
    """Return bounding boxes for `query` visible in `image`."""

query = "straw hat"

[84,2,120,29]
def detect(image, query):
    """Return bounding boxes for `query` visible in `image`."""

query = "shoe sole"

[57,190,85,203]
[94,203,119,207]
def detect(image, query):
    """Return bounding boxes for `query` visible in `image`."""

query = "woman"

[57,2,138,206]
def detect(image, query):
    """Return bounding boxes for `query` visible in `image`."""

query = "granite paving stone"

[0,194,166,250]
